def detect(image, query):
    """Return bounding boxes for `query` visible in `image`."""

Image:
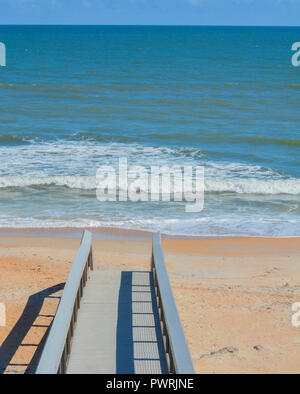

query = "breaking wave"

[0,175,299,195]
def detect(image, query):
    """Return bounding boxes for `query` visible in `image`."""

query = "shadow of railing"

[116,271,134,373]
[0,283,65,374]
[116,271,168,374]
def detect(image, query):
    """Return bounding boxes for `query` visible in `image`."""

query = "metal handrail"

[151,232,195,374]
[36,230,93,374]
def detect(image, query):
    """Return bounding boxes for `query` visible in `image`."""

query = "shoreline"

[0,226,298,241]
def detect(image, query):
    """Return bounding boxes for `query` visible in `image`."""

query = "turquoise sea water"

[0,26,299,236]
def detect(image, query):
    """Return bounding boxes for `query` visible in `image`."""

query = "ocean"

[0,25,299,236]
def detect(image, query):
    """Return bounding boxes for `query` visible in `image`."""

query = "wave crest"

[0,175,299,195]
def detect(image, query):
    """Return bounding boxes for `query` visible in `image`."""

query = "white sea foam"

[0,176,97,190]
[0,140,299,236]
[0,215,298,237]
[0,140,283,180]
[205,178,300,195]
[0,175,299,195]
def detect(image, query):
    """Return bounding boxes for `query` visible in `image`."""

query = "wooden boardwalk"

[67,270,168,374]
[36,231,194,375]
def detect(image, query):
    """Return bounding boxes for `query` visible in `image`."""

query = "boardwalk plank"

[67,270,168,374]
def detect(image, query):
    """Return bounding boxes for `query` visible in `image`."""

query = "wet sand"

[0,231,299,374]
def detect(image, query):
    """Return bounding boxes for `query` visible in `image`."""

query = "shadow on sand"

[0,283,64,374]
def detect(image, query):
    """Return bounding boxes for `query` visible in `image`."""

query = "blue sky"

[0,0,299,26]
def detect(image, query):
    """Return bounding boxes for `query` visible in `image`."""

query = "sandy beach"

[0,230,300,374]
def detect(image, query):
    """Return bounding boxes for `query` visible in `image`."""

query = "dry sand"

[0,232,299,374]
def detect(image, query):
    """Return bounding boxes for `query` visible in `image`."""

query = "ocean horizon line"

[1,24,300,28]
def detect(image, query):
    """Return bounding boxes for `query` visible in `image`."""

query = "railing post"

[89,248,94,271]
[151,249,155,271]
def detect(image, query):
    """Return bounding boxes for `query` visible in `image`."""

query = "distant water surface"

[0,26,299,236]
